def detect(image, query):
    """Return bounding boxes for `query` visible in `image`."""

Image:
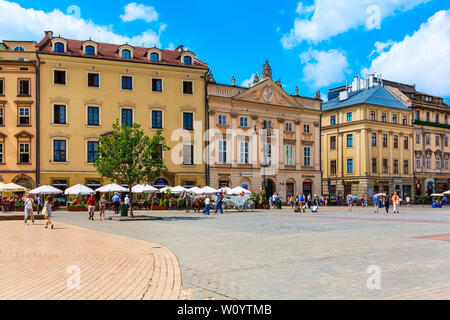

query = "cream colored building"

[207,62,322,199]
[36,31,208,193]
[322,76,414,199]
[0,40,38,189]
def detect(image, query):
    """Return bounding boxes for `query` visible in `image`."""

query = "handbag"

[42,206,48,217]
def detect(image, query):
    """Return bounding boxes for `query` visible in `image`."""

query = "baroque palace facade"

[35,31,209,192]
[207,62,322,198]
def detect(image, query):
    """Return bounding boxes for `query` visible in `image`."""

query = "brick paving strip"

[0,221,181,300]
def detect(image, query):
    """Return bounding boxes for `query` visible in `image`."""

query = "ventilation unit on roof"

[339,91,349,101]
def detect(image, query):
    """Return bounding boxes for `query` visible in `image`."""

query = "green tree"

[94,120,170,217]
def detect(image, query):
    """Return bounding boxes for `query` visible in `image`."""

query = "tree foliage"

[94,120,170,216]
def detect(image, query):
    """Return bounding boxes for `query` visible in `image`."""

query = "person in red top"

[87,193,96,221]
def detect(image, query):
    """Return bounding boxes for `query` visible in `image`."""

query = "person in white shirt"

[23,194,34,225]
[203,197,211,215]
[406,196,411,207]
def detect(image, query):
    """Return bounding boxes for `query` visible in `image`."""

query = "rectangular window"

[426,134,431,145]
[392,114,397,124]
[415,111,420,121]
[183,81,193,94]
[383,134,388,148]
[416,156,421,170]
[87,73,99,87]
[436,135,440,147]
[218,140,227,164]
[347,113,352,122]
[18,79,30,95]
[403,116,408,125]
[347,159,353,174]
[436,157,441,170]
[121,108,133,127]
[0,143,3,163]
[370,111,376,121]
[87,141,99,163]
[87,107,99,126]
[183,144,194,165]
[426,156,431,169]
[383,159,388,174]
[330,136,336,150]
[381,113,386,122]
[264,144,273,165]
[347,134,353,148]
[445,136,449,148]
[445,158,449,170]
[416,133,421,144]
[0,79,4,95]
[372,158,377,173]
[218,114,227,126]
[53,140,66,162]
[152,110,162,129]
[54,70,66,85]
[121,76,133,90]
[285,122,293,132]
[426,112,430,122]
[330,160,337,175]
[18,107,30,125]
[303,146,311,167]
[0,107,4,126]
[285,145,294,166]
[152,78,162,92]
[240,142,249,164]
[394,160,399,174]
[53,105,66,124]
[330,115,336,126]
[19,143,30,164]
[303,124,311,134]
[183,112,193,130]
[371,133,377,147]
[240,117,249,128]
[436,114,439,124]
[404,160,409,174]
[404,136,409,150]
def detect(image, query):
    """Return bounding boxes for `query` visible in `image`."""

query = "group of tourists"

[372,192,407,214]
[21,193,54,229]
[285,193,320,213]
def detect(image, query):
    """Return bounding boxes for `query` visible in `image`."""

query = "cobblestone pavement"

[0,221,180,300]
[50,205,450,300]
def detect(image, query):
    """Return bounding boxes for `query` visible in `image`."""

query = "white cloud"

[0,0,165,47]
[241,73,256,88]
[282,0,431,48]
[368,40,395,58]
[300,49,350,88]
[365,10,450,97]
[120,2,158,23]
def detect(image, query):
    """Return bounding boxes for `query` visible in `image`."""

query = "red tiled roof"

[36,36,208,69]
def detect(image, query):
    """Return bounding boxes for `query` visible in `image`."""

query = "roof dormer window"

[180,52,195,66]
[147,48,162,63]
[14,46,25,52]
[122,49,131,59]
[150,52,159,62]
[54,42,65,53]
[85,45,95,56]
[184,56,192,65]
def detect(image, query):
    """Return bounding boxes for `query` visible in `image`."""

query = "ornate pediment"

[233,79,303,109]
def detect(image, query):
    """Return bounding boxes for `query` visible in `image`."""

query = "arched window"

[183,56,192,65]
[14,46,25,52]
[85,45,95,56]
[54,42,65,53]
[122,49,131,59]
[150,52,159,62]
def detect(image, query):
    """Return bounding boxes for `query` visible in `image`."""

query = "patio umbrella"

[64,184,95,196]
[229,187,252,195]
[1,183,28,192]
[95,184,128,193]
[187,187,202,194]
[220,187,233,194]
[199,186,219,195]
[443,190,450,195]
[132,184,159,193]
[29,185,63,195]
[171,186,187,193]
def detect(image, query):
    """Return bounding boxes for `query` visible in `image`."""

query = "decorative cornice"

[118,101,136,108]
[50,96,70,104]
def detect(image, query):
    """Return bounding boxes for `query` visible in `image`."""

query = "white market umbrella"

[443,190,450,195]
[64,184,95,196]
[96,184,128,193]
[199,186,219,195]
[220,187,233,194]
[172,186,187,193]
[187,187,202,194]
[132,184,159,193]
[228,187,252,195]
[29,185,63,195]
[1,183,28,192]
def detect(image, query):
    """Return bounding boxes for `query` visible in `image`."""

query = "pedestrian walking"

[347,194,353,211]
[373,193,379,213]
[184,192,193,213]
[124,194,130,215]
[88,193,96,220]
[299,193,306,213]
[99,195,106,220]
[384,194,390,213]
[392,192,400,214]
[406,196,411,207]
[43,196,54,229]
[36,194,43,215]
[23,194,34,225]
[215,193,224,214]
[112,193,121,215]
[203,196,211,215]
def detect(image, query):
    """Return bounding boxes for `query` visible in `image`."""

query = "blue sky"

[1,0,449,101]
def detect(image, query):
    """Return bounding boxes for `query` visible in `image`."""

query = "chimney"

[231,76,236,86]
[175,45,184,52]
[45,31,53,39]
[295,87,299,96]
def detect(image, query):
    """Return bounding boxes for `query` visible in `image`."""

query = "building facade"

[0,40,38,189]
[36,31,208,193]
[385,80,450,196]
[207,62,322,199]
[322,76,414,199]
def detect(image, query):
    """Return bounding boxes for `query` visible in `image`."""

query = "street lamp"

[253,120,273,200]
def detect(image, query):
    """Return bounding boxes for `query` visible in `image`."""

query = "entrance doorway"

[303,181,312,196]
[286,182,295,199]
[264,179,275,199]
[344,184,352,197]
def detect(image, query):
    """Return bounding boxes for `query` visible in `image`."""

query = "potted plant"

[177,198,185,210]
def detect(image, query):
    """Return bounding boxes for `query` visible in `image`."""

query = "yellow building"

[0,40,38,189]
[322,76,414,200]
[36,31,208,192]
